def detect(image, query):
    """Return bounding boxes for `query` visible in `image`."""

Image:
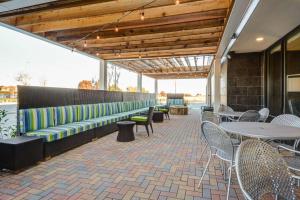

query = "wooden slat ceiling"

[110,55,213,79]
[0,0,232,78]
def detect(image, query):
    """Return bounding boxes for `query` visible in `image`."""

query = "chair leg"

[167,113,170,120]
[198,151,212,188]
[136,125,138,132]
[150,123,153,133]
[145,125,150,136]
[226,165,233,200]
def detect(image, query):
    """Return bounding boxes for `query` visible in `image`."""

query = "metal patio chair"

[201,111,220,124]
[218,104,235,122]
[289,99,300,117]
[198,121,235,200]
[258,108,270,122]
[218,104,234,113]
[272,114,300,185]
[237,110,260,122]
[235,139,296,200]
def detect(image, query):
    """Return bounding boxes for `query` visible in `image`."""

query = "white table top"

[220,122,300,140]
[218,111,244,117]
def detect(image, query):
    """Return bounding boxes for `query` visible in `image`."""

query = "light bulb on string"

[84,41,87,48]
[175,0,180,5]
[140,9,145,21]
[115,25,119,32]
[96,35,100,40]
[96,52,99,56]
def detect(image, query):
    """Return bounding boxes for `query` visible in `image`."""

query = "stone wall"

[227,52,263,111]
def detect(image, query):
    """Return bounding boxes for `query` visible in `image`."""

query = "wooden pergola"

[0,0,232,79]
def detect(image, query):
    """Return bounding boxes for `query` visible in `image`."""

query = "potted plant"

[0,109,16,139]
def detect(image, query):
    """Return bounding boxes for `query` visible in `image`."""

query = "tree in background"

[78,80,93,89]
[39,78,47,87]
[107,64,120,91]
[108,84,122,91]
[15,72,31,86]
[159,91,167,97]
[126,87,149,93]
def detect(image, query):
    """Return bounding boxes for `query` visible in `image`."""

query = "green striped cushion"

[77,105,89,121]
[99,103,108,116]
[26,126,75,142]
[23,107,55,132]
[56,106,77,125]
[93,104,99,118]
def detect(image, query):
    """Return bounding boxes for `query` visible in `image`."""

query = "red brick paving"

[0,110,292,200]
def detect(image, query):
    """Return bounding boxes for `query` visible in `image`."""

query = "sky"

[0,24,207,95]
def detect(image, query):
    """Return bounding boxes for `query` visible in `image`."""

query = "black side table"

[117,121,136,142]
[0,136,43,171]
[153,111,164,123]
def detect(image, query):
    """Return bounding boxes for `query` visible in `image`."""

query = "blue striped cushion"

[56,106,77,125]
[92,104,99,118]
[73,121,96,130]
[26,126,75,142]
[22,107,55,132]
[77,105,89,121]
[167,99,184,105]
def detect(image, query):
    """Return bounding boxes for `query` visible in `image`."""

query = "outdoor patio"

[0,110,245,200]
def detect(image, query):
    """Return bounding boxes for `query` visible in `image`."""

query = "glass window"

[142,76,155,93]
[107,63,138,92]
[0,26,99,137]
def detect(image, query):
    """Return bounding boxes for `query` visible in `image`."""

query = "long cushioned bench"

[19,100,155,157]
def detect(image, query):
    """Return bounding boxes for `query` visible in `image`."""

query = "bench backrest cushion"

[77,104,95,121]
[20,107,55,133]
[167,99,184,106]
[56,105,78,125]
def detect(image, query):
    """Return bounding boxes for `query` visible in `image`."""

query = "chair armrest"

[278,144,300,154]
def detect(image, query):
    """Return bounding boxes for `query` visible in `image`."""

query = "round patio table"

[220,122,300,140]
[218,111,244,118]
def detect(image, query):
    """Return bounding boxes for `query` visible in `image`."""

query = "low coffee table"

[117,121,136,142]
[0,136,43,171]
[152,111,164,123]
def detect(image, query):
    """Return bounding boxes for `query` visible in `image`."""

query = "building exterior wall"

[227,52,264,111]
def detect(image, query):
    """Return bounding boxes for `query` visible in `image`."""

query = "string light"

[175,0,180,5]
[118,52,121,57]
[72,0,159,50]
[96,52,99,56]
[140,9,145,21]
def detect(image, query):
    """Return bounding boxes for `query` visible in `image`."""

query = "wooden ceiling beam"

[85,38,219,50]
[76,31,222,48]
[142,66,209,73]
[1,0,200,25]
[14,0,229,33]
[51,19,224,43]
[144,71,209,79]
[0,0,116,17]
[87,42,218,56]
[102,47,216,60]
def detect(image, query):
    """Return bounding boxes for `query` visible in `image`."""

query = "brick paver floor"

[0,110,259,199]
